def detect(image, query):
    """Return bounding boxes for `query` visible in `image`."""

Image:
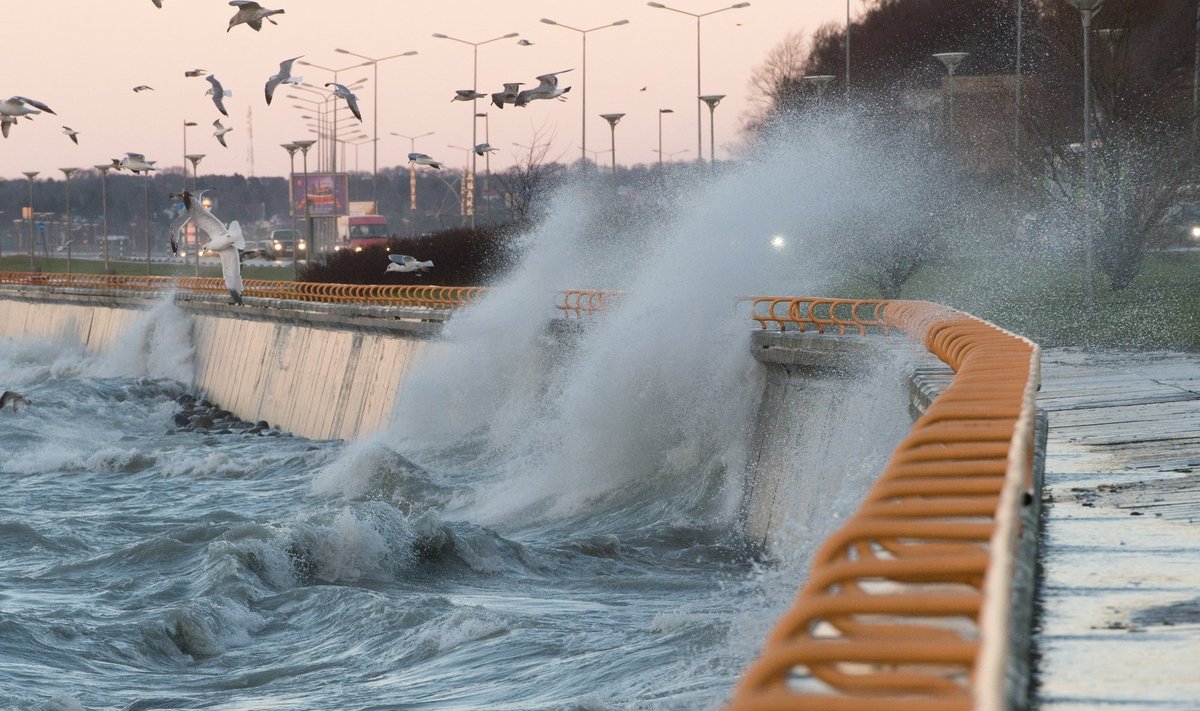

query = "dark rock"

[191,415,214,429]
[173,413,190,428]
[255,420,270,430]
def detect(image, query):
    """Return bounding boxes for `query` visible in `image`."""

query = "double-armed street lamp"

[334,47,418,210]
[539,16,630,165]
[647,1,750,161]
[296,60,368,173]
[432,30,519,227]
[392,131,434,235]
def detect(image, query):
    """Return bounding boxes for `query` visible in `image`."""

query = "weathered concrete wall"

[0,289,445,441]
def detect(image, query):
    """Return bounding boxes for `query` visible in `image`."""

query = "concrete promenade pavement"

[1035,349,1200,709]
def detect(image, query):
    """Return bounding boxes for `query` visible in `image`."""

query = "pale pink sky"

[2,0,857,181]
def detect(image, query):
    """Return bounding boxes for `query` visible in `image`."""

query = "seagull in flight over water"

[490,83,522,110]
[408,152,442,169]
[205,75,230,116]
[452,89,485,103]
[0,96,55,118]
[265,56,302,105]
[386,254,433,274]
[119,152,157,173]
[62,126,79,144]
[228,1,285,32]
[474,143,497,156]
[325,82,362,121]
[170,190,247,305]
[213,119,232,147]
[133,85,154,93]
[515,70,572,107]
[185,68,207,78]
[0,391,30,412]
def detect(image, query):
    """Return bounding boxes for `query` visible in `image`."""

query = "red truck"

[337,215,391,252]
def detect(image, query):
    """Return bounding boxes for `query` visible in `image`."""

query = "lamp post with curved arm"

[647,1,750,161]
[1062,0,1104,308]
[540,17,630,165]
[333,47,418,210]
[432,30,519,227]
[93,164,112,273]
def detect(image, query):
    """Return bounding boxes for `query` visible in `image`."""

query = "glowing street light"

[540,16,630,164]
[647,1,750,160]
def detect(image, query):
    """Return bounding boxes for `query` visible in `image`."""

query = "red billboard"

[290,173,349,217]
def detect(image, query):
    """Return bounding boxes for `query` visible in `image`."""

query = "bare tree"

[744,30,807,129]
[494,121,568,223]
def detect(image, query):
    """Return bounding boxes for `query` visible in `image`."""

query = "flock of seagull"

[1,0,587,308]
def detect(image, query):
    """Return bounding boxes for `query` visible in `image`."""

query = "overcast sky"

[2,0,855,181]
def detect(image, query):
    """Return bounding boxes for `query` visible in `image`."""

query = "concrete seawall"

[0,289,447,441]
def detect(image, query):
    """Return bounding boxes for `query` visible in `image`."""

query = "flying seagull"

[516,70,572,107]
[205,75,230,116]
[171,190,247,305]
[62,126,79,144]
[0,391,30,412]
[386,254,433,274]
[184,68,207,78]
[228,1,285,32]
[151,0,162,7]
[133,85,154,93]
[452,89,485,103]
[119,152,157,173]
[0,96,55,118]
[517,39,534,46]
[473,143,497,156]
[1,116,17,139]
[490,82,522,110]
[407,152,443,169]
[265,55,302,105]
[325,82,362,122]
[213,119,233,148]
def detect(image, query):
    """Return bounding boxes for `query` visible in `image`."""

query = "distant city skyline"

[2,0,856,181]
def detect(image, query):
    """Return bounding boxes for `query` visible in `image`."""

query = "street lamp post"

[22,171,37,271]
[185,154,205,274]
[1063,0,1104,307]
[600,113,624,188]
[60,167,77,276]
[281,143,301,280]
[143,170,152,275]
[846,0,852,98]
[447,144,474,222]
[657,108,674,171]
[699,94,725,167]
[432,31,519,228]
[294,139,317,264]
[296,60,367,173]
[647,2,750,161]
[392,131,434,236]
[94,164,112,274]
[540,17,630,165]
[182,120,197,191]
[475,112,494,222]
[334,47,418,211]
[933,52,969,143]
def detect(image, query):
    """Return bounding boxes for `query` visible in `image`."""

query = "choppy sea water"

[0,332,790,711]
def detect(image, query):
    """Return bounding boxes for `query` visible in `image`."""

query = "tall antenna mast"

[245,106,255,177]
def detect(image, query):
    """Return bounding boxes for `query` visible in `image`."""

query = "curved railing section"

[743,297,891,335]
[728,298,1040,711]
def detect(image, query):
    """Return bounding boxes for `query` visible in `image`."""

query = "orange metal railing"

[1,274,1039,708]
[0,272,486,310]
[727,298,1040,711]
